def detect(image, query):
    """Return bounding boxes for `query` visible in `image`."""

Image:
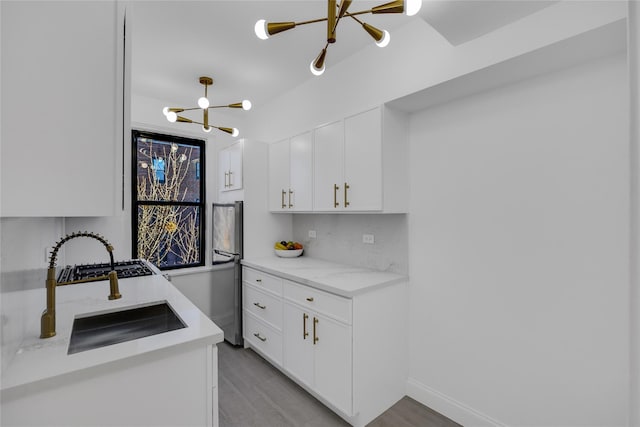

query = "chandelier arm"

[333,0,353,34]
[348,14,365,25]
[343,10,376,17]
[295,17,330,26]
[207,104,242,109]
[328,0,337,43]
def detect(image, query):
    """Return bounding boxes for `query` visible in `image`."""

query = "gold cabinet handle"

[303,313,309,339]
[281,189,286,209]
[333,184,340,208]
[313,317,319,344]
[228,170,233,187]
[224,171,229,188]
[306,297,314,302]
[253,332,267,342]
[255,279,262,283]
[344,182,350,207]
[253,302,266,310]
[289,189,293,208]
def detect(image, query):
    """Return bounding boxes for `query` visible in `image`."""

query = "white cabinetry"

[268,139,290,211]
[282,280,352,415]
[242,263,408,427]
[313,120,345,211]
[219,141,243,192]
[2,345,218,427]
[267,105,408,213]
[242,269,283,365]
[314,106,408,212]
[1,1,126,217]
[268,132,313,211]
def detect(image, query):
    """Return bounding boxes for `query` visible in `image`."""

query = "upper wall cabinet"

[219,141,243,192]
[269,106,408,213]
[1,1,126,217]
[314,106,409,213]
[268,132,313,212]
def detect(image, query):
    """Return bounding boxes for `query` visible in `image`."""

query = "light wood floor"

[218,342,461,427]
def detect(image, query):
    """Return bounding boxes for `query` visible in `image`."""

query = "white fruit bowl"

[274,248,303,258]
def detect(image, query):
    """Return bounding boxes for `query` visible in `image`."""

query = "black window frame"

[131,129,206,270]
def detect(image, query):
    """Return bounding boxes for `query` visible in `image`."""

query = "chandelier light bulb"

[255,19,269,40]
[162,106,170,116]
[376,30,390,48]
[405,0,422,16]
[198,96,210,109]
[202,125,212,133]
[231,128,239,137]
[242,100,252,111]
[310,61,325,76]
[166,111,178,122]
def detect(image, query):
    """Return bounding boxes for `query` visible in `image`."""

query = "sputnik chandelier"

[254,0,422,76]
[162,76,252,136]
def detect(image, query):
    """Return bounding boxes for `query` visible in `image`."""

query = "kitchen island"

[241,256,408,427]
[0,273,224,426]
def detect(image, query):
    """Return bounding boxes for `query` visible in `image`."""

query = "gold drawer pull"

[344,182,350,207]
[281,189,286,209]
[313,317,319,344]
[253,302,266,310]
[255,279,262,283]
[253,332,267,342]
[306,297,314,302]
[303,313,309,339]
[333,184,340,208]
[289,189,294,208]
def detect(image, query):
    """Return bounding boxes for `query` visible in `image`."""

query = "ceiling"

[130,1,556,111]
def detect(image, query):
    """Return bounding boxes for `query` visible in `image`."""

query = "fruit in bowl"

[274,241,303,257]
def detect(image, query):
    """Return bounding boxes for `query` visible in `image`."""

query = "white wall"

[628,1,640,424]
[406,53,629,426]
[292,214,408,275]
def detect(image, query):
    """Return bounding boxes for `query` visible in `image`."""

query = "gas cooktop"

[57,259,157,283]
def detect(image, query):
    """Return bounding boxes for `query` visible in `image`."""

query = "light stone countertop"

[241,256,408,297]
[0,274,224,392]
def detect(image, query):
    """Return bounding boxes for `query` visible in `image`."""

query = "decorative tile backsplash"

[292,214,408,275]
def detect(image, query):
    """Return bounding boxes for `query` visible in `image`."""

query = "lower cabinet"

[242,273,283,366]
[242,265,407,427]
[283,299,352,416]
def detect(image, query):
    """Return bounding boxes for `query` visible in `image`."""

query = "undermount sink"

[68,301,186,355]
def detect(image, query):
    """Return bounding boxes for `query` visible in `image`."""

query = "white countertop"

[241,256,407,297]
[1,274,224,392]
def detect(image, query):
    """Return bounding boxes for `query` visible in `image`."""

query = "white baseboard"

[406,377,507,427]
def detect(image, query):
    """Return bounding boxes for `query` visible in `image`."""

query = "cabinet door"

[219,148,230,192]
[268,139,290,211]
[344,108,382,211]
[283,303,314,387]
[227,142,243,191]
[289,131,313,211]
[313,314,352,415]
[1,1,121,217]
[313,121,344,211]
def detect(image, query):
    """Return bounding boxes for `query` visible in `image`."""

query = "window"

[132,130,205,269]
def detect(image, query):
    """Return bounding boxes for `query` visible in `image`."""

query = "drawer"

[283,280,352,325]
[243,267,282,296]
[243,284,283,330]
[243,311,283,366]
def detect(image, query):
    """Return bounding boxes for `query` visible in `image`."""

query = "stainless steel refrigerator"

[212,201,243,346]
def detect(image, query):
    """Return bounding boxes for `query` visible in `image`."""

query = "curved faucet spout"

[40,232,122,339]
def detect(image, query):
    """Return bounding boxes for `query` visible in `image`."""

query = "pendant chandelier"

[162,76,252,136]
[254,0,422,76]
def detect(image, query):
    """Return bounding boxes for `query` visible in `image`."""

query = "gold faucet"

[40,232,122,339]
